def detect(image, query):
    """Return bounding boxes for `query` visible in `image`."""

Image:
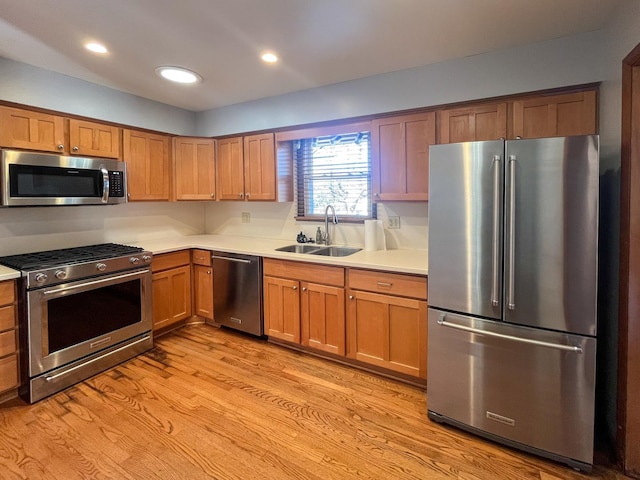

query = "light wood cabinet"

[174,137,216,200]
[371,111,436,201]
[68,119,120,158]
[0,280,18,396]
[217,133,280,201]
[512,90,597,139]
[438,103,507,144]
[346,269,427,379]
[0,106,65,153]
[152,251,192,331]
[263,259,345,353]
[192,249,213,320]
[123,129,171,201]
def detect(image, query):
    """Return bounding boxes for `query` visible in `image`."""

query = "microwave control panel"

[108,171,125,197]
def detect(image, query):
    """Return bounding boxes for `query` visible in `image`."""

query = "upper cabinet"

[68,119,120,158]
[512,90,597,139]
[123,129,171,201]
[0,106,65,153]
[371,111,436,201]
[437,102,507,144]
[173,137,216,201]
[217,133,290,201]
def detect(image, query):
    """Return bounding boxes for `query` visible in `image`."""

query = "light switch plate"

[241,212,250,223]
[388,216,400,229]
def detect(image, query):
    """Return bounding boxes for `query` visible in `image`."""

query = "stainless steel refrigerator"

[427,135,599,471]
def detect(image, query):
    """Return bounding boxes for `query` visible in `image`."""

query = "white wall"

[0,57,196,135]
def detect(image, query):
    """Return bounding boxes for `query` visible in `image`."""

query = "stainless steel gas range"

[0,243,153,402]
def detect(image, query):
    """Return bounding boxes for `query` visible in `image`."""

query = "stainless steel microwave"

[1,150,127,206]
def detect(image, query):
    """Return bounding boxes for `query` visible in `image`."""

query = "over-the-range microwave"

[1,149,127,206]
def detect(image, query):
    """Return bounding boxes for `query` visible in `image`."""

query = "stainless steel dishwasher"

[211,251,263,336]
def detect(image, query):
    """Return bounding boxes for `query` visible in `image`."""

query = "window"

[294,130,373,220]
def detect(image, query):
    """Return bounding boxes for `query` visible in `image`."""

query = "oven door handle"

[42,269,150,297]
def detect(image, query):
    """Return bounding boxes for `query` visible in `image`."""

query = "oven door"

[25,268,152,377]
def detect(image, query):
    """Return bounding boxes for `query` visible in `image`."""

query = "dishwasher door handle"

[211,255,252,264]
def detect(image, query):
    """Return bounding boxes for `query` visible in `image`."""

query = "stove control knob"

[96,263,107,272]
[142,255,152,263]
[130,257,140,265]
[54,270,67,280]
[34,273,48,284]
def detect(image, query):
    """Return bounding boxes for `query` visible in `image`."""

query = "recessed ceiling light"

[261,52,278,63]
[155,66,202,84]
[85,42,108,54]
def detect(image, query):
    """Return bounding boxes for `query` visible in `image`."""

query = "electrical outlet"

[387,216,400,229]
[241,212,250,223]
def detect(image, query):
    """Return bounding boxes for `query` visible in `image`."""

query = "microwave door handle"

[100,166,109,203]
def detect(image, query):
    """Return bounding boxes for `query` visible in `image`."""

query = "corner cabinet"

[0,280,19,400]
[346,269,428,380]
[437,102,508,144]
[192,249,214,320]
[174,137,216,201]
[263,259,346,355]
[123,129,172,201]
[151,251,192,332]
[371,111,436,201]
[0,106,65,153]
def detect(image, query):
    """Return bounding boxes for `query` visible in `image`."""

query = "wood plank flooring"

[0,324,631,479]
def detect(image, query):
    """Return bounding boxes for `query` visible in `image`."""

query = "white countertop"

[0,265,21,282]
[134,234,428,276]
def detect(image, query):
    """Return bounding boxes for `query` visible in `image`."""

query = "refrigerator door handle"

[491,155,501,307]
[436,314,583,353]
[507,154,517,310]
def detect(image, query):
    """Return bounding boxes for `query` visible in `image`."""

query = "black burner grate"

[0,243,144,270]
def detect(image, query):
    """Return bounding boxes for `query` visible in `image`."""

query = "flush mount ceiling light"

[155,66,202,84]
[261,52,278,63]
[85,42,108,54]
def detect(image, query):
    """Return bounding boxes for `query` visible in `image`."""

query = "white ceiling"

[0,0,622,112]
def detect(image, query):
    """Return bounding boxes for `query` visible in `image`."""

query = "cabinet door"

[263,275,300,343]
[301,282,345,356]
[69,119,120,158]
[371,111,435,201]
[174,137,216,200]
[194,264,214,320]
[438,103,507,144]
[123,129,171,201]
[217,137,245,200]
[0,106,65,153]
[244,133,276,201]
[152,265,192,331]
[512,90,597,139]
[347,289,427,379]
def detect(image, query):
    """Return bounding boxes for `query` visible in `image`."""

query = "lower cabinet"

[347,269,428,380]
[263,259,345,354]
[192,249,214,320]
[0,280,18,397]
[152,251,192,331]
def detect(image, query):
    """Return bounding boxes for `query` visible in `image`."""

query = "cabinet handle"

[245,192,250,199]
[57,144,64,150]
[302,287,307,292]
[207,270,211,275]
[292,286,298,290]
[72,146,79,152]
[349,295,354,300]
[239,192,244,198]
[210,193,215,198]
[377,281,393,288]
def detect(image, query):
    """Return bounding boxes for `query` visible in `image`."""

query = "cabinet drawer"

[0,354,19,393]
[348,269,427,300]
[152,250,191,273]
[192,249,212,266]
[264,258,344,287]
[0,330,16,357]
[0,305,16,331]
[0,280,15,306]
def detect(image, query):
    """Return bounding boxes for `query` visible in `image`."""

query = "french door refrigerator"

[427,135,599,471]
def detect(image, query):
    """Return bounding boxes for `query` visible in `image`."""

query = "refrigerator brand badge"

[486,411,515,427]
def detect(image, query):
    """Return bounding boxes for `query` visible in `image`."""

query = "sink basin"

[309,246,362,257]
[275,244,324,254]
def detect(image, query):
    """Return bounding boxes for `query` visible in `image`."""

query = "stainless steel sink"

[309,246,362,257]
[275,244,324,254]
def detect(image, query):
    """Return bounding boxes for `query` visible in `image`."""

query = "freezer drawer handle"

[211,255,251,264]
[436,316,583,353]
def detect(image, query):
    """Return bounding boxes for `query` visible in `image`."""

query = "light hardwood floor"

[0,324,631,479]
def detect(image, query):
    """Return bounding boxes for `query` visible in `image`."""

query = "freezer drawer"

[427,308,596,468]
